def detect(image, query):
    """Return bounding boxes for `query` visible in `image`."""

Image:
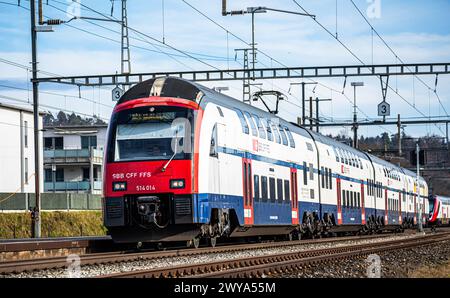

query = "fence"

[0,193,102,211]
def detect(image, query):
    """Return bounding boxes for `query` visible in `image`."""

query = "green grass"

[0,211,107,239]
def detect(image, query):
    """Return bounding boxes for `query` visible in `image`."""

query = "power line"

[291,0,446,137]
[348,0,448,117]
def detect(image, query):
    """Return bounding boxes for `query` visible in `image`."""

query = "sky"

[0,0,449,139]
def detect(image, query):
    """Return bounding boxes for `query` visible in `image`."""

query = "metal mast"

[121,0,131,74]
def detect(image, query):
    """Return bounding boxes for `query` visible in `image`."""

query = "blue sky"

[0,0,449,138]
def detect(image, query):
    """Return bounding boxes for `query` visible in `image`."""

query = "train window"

[269,177,276,202]
[342,190,346,207]
[284,180,290,202]
[278,125,288,146]
[346,190,350,207]
[270,121,281,144]
[261,176,268,202]
[339,148,345,163]
[254,175,260,201]
[329,169,333,190]
[306,142,314,152]
[209,124,218,157]
[277,179,283,203]
[357,193,361,208]
[234,108,249,135]
[309,163,314,180]
[217,106,224,117]
[350,191,354,208]
[321,167,325,188]
[263,119,274,142]
[310,189,315,199]
[332,147,339,162]
[343,150,349,165]
[284,127,295,148]
[252,114,266,139]
[303,162,308,186]
[244,111,257,136]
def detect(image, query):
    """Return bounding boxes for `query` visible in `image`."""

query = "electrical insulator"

[46,19,64,25]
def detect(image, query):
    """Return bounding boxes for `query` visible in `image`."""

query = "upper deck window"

[278,125,288,146]
[234,108,249,135]
[243,111,257,136]
[284,127,295,148]
[270,121,281,144]
[263,118,273,142]
[252,114,266,139]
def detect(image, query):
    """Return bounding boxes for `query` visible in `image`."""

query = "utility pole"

[121,0,131,75]
[235,48,252,104]
[315,97,332,133]
[397,114,402,156]
[30,0,41,238]
[351,82,364,149]
[416,142,423,233]
[289,82,317,126]
[309,96,313,130]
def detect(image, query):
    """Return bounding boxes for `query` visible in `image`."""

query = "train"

[102,76,432,247]
[428,195,450,226]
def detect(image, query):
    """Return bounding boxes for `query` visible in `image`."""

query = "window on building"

[81,136,97,149]
[244,111,257,136]
[44,168,52,182]
[82,168,90,181]
[277,179,283,203]
[54,137,63,149]
[55,168,64,182]
[261,176,268,202]
[44,137,53,149]
[254,175,260,201]
[269,177,276,202]
[24,121,28,148]
[24,158,28,184]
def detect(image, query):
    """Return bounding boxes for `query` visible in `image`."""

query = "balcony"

[44,148,103,164]
[44,180,102,192]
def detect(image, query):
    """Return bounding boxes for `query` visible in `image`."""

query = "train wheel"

[209,237,217,248]
[193,237,200,249]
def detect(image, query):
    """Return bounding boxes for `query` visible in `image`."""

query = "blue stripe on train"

[193,193,412,226]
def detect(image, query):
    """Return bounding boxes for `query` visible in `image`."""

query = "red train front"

[102,78,203,243]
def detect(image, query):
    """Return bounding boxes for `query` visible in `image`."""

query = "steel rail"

[98,232,450,278]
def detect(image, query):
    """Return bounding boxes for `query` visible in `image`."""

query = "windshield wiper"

[161,130,179,172]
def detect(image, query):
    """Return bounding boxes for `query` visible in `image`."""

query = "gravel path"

[282,239,450,278]
[1,233,427,278]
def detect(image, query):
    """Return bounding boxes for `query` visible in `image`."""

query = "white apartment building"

[43,125,107,194]
[0,103,44,193]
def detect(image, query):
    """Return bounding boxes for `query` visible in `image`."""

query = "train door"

[385,189,388,225]
[361,183,366,225]
[208,123,220,194]
[336,178,342,225]
[242,157,254,225]
[290,168,299,225]
[216,123,229,195]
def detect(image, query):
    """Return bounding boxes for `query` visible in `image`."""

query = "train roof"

[118,77,427,183]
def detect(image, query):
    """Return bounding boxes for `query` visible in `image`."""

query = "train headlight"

[170,179,185,189]
[113,181,127,191]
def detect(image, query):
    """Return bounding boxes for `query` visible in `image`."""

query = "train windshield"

[108,106,194,162]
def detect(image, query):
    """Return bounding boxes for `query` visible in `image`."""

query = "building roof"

[0,102,47,115]
[44,124,108,130]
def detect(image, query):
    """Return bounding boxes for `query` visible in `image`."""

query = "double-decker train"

[428,195,450,226]
[102,77,431,246]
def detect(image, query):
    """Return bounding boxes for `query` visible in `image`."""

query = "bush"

[0,211,106,239]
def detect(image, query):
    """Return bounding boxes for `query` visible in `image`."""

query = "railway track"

[97,231,450,278]
[0,232,402,275]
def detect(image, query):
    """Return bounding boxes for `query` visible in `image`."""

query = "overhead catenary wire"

[348,0,448,117]
[291,0,446,137]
